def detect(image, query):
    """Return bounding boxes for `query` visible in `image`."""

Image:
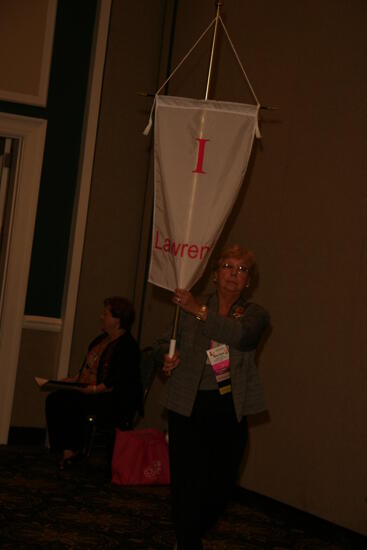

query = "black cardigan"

[79,331,143,422]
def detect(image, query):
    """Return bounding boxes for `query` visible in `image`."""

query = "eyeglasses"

[220,263,249,275]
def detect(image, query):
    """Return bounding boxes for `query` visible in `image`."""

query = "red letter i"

[192,138,209,174]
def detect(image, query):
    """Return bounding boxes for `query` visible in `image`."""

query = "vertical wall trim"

[56,0,112,379]
[0,115,47,444]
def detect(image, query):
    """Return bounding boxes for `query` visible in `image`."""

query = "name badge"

[206,344,229,372]
[206,344,232,395]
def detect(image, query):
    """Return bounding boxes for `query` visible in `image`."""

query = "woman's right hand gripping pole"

[163,351,180,377]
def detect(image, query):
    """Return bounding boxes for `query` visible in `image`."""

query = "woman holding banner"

[161,243,269,550]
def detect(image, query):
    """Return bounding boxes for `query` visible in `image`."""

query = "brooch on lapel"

[232,306,245,319]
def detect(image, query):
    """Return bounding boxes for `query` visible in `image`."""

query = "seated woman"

[46,296,142,470]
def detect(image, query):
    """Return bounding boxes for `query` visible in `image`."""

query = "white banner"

[148,95,259,291]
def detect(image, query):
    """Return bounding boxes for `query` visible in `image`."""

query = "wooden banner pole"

[169,1,223,357]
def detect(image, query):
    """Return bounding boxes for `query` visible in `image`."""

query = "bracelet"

[195,305,207,321]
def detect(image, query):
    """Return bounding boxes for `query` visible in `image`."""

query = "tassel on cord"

[142,98,155,135]
[255,105,261,139]
[142,119,152,136]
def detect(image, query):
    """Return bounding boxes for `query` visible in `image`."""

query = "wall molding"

[56,0,112,379]
[0,0,57,106]
[23,315,62,332]
[0,114,47,444]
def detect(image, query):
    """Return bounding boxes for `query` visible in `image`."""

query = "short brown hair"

[104,296,135,331]
[213,243,257,279]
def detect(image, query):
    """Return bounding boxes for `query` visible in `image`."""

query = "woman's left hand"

[173,288,200,315]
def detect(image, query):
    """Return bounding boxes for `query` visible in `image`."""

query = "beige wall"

[0,0,56,104]
[11,0,365,536]
[134,0,367,535]
[0,2,57,430]
[69,0,171,373]
[0,0,48,93]
[11,329,60,428]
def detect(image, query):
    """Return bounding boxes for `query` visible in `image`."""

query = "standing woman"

[161,244,270,549]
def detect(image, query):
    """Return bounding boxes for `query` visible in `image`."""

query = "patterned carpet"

[0,445,364,549]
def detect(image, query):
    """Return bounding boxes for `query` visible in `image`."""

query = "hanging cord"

[143,17,217,135]
[143,14,263,138]
[218,16,260,107]
[218,16,261,137]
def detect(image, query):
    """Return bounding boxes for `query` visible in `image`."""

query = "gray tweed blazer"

[157,293,270,421]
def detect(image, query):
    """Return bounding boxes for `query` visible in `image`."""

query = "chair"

[82,346,158,460]
[82,414,131,459]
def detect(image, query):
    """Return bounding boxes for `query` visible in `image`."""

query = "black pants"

[168,391,248,550]
[45,390,121,453]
